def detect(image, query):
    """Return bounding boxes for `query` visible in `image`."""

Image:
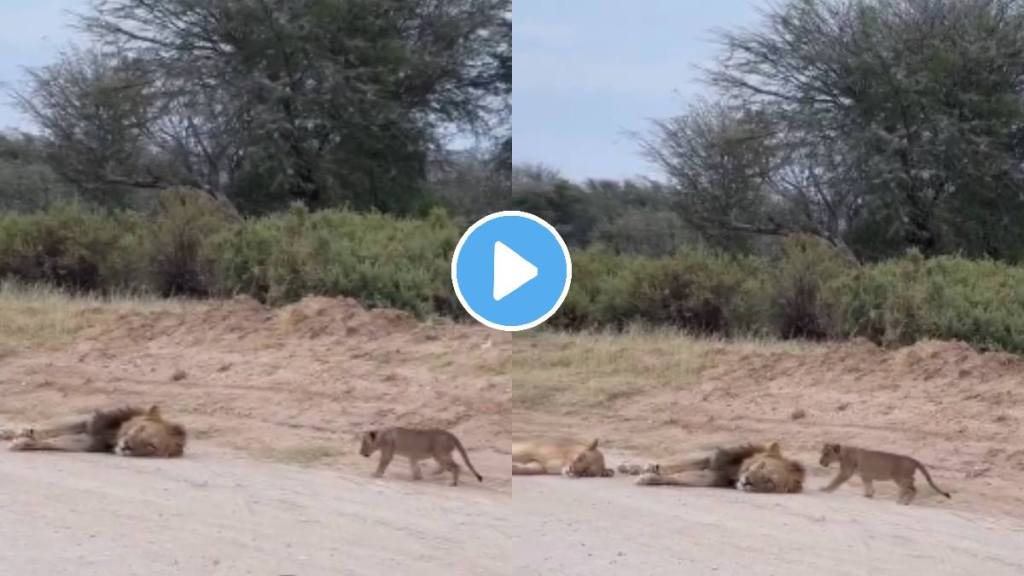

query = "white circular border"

[451,210,573,333]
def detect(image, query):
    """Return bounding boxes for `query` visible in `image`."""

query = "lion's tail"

[452,436,483,482]
[915,460,951,499]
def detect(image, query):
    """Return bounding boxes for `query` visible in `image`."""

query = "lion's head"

[561,439,614,478]
[114,406,187,457]
[359,430,381,457]
[819,443,842,467]
[735,442,805,493]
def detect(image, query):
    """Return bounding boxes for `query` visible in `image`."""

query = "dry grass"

[0,282,180,355]
[497,326,810,409]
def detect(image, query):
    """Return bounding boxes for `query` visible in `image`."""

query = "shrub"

[834,252,1024,351]
[0,202,145,292]
[149,188,235,296]
[554,248,772,336]
[206,205,459,316]
[833,251,927,346]
[772,236,850,339]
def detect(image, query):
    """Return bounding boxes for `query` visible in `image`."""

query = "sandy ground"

[2,295,1024,573]
[0,296,510,574]
[3,449,1021,576]
[510,475,1024,576]
[502,335,1024,519]
[0,446,508,576]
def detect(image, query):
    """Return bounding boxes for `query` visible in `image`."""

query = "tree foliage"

[13,48,162,206]
[0,133,75,212]
[7,0,510,215]
[648,0,1024,261]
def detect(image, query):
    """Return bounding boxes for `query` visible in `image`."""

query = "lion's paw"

[0,428,31,441]
[616,463,640,475]
[635,473,662,486]
[617,462,659,476]
[9,436,35,451]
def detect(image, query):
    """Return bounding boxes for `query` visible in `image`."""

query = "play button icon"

[451,211,572,332]
[492,241,538,301]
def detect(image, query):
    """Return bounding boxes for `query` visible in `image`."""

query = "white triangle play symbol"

[493,241,538,301]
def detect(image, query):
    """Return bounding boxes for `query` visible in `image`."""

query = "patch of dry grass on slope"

[497,327,809,409]
[0,282,181,355]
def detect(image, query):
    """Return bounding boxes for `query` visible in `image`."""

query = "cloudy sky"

[514,0,762,180]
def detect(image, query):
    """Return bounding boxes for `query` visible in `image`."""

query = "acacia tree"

[651,0,1024,261]
[73,0,510,214]
[13,48,162,206]
[644,102,799,253]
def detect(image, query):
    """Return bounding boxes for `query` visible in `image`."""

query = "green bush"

[149,188,234,296]
[772,236,851,339]
[0,202,145,292]
[205,205,459,316]
[4,202,1024,353]
[554,248,771,335]
[834,252,1024,351]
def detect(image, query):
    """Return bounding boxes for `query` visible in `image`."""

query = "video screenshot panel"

[1,1,1022,575]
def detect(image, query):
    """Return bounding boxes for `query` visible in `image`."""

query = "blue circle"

[451,211,572,332]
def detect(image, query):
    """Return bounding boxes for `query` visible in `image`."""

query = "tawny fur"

[625,442,805,493]
[512,438,614,478]
[819,443,950,505]
[359,427,482,486]
[5,405,186,458]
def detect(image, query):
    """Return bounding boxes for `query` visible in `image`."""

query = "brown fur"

[6,406,186,458]
[359,427,482,486]
[627,442,805,493]
[820,443,950,505]
[512,438,614,478]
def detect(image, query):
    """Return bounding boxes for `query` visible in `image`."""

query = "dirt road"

[4,448,1022,576]
[0,446,509,576]
[511,476,1024,576]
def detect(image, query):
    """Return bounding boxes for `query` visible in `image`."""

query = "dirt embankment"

[0,296,508,480]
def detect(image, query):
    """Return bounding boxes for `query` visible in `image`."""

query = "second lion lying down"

[512,438,615,478]
[2,405,187,458]
[619,442,806,493]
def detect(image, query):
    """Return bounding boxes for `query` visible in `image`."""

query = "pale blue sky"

[0,0,85,130]
[515,1,763,180]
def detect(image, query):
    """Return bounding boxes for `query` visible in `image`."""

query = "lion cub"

[359,427,483,486]
[819,443,951,505]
